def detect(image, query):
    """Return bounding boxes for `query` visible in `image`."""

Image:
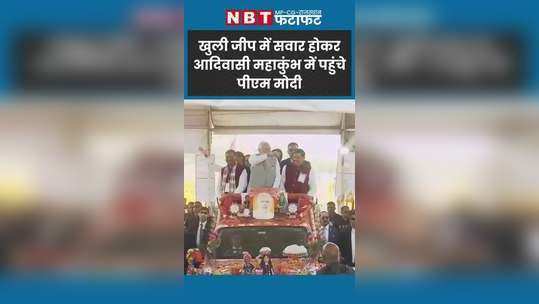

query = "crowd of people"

[317,201,356,273]
[217,141,316,197]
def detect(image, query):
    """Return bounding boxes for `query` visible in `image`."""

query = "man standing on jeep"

[280,149,316,196]
[247,141,281,191]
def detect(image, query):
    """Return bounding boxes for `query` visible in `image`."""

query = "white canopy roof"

[184,100,355,131]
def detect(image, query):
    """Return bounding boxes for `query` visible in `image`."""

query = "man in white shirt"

[247,142,281,191]
[217,149,248,196]
[279,149,316,196]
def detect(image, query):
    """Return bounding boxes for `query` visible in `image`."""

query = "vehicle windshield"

[215,226,308,259]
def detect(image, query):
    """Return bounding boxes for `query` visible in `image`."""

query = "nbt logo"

[225,10,273,25]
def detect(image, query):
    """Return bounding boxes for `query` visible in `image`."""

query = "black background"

[187,30,351,97]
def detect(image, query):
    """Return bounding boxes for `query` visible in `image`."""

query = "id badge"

[297,173,307,183]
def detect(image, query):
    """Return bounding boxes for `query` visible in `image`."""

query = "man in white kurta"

[247,142,280,191]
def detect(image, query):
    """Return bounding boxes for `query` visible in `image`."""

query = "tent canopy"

[185,100,355,131]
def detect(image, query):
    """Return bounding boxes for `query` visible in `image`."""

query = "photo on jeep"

[184,100,355,275]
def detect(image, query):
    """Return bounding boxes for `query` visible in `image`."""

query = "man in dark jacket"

[184,201,199,268]
[327,201,346,227]
[184,201,198,234]
[185,206,212,255]
[280,142,299,173]
[195,207,212,255]
[319,211,339,244]
[280,149,316,196]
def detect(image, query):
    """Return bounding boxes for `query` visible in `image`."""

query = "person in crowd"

[341,205,351,224]
[185,201,202,235]
[272,148,283,164]
[183,201,202,274]
[185,201,198,234]
[184,202,202,253]
[327,201,346,228]
[190,207,212,255]
[317,242,354,274]
[185,203,206,270]
[280,149,316,196]
[234,151,250,188]
[241,252,256,275]
[184,201,197,274]
[326,201,347,255]
[258,247,274,275]
[186,201,194,214]
[247,142,281,190]
[185,201,194,224]
[217,149,248,196]
[318,211,339,244]
[280,142,299,173]
[340,211,356,266]
[193,201,203,216]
